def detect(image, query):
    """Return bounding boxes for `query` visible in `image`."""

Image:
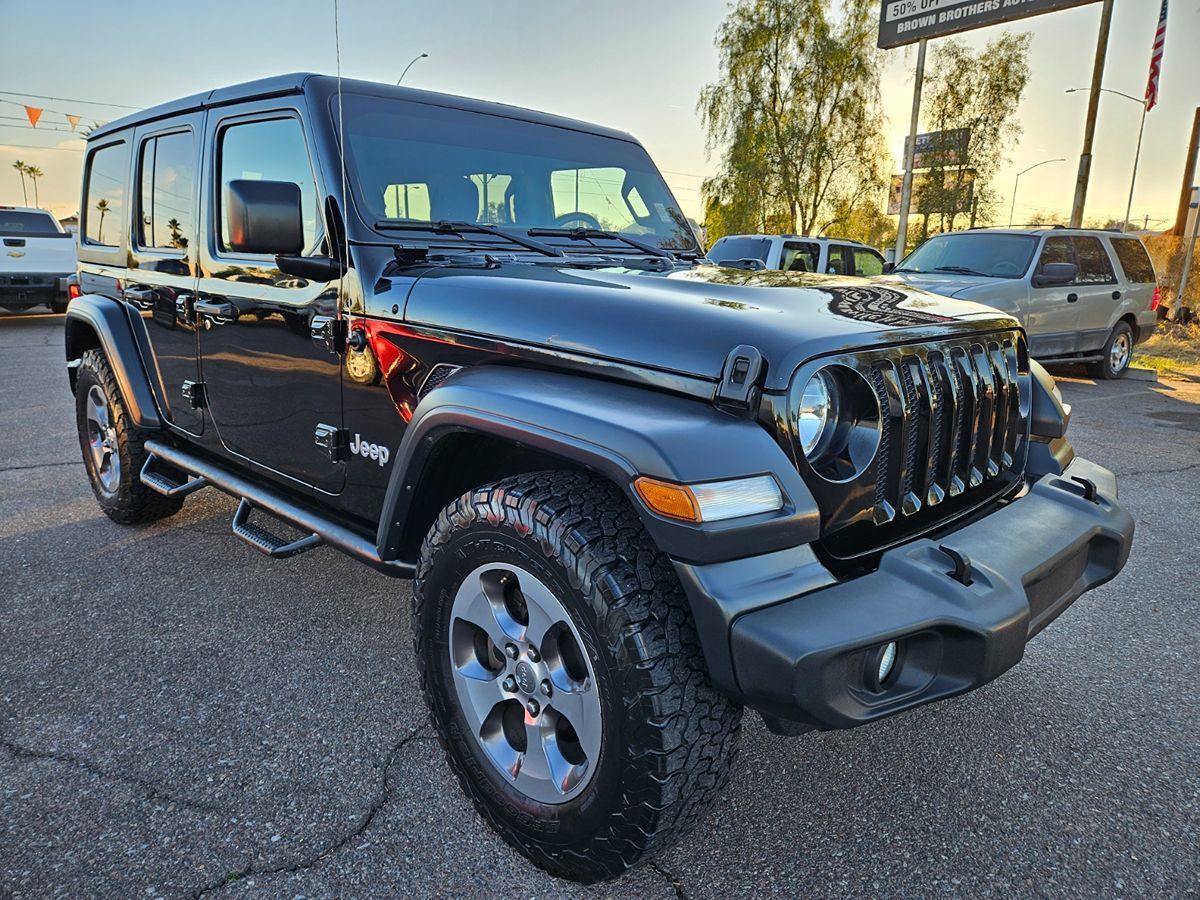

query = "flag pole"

[1123,101,1148,233]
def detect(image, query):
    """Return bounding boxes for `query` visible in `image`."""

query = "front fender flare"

[377,366,820,565]
[64,294,162,429]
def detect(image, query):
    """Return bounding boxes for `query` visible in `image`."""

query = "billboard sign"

[888,170,977,216]
[878,0,1104,49]
[904,128,970,169]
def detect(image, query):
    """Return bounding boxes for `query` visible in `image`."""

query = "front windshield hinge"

[714,344,764,415]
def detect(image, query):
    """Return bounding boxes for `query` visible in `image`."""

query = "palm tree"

[12,160,28,205]
[26,165,43,208]
[95,198,110,244]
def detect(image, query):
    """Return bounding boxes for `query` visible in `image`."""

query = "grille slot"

[871,335,1025,523]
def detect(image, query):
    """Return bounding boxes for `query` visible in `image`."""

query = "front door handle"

[1067,293,1078,303]
[195,298,237,319]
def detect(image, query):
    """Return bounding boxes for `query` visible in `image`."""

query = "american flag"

[1145,0,1168,112]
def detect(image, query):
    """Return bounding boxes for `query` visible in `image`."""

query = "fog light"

[877,641,897,684]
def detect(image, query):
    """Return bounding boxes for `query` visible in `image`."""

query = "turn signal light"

[633,477,701,522]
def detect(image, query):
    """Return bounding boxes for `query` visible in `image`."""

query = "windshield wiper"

[934,265,990,277]
[526,226,675,259]
[374,219,564,258]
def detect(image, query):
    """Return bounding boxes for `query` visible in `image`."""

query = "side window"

[1035,236,1073,284]
[138,131,194,251]
[1072,236,1116,285]
[1110,237,1156,284]
[217,117,318,253]
[853,248,884,277]
[781,241,818,273]
[825,245,850,275]
[83,141,130,247]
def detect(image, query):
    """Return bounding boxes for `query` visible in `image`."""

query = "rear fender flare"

[64,294,162,429]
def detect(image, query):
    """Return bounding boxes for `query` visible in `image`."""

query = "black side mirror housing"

[225,179,304,255]
[1032,262,1077,288]
[882,261,895,274]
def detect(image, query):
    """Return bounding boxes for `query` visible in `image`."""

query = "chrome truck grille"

[784,330,1032,563]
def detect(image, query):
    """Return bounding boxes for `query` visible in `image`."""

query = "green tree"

[12,160,28,205]
[919,33,1032,231]
[26,165,43,208]
[95,198,110,244]
[698,0,886,241]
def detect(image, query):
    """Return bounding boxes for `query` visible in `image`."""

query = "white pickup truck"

[1,206,76,313]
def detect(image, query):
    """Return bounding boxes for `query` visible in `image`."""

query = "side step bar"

[141,440,413,577]
[232,498,323,559]
[140,456,209,498]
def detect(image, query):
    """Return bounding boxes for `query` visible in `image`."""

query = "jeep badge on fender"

[64,73,1134,884]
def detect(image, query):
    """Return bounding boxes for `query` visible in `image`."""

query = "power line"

[0,143,84,153]
[0,89,140,110]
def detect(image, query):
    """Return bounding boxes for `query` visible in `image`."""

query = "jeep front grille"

[788,330,1031,562]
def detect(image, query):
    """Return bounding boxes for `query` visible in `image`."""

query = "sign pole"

[1069,0,1114,228]
[894,38,927,263]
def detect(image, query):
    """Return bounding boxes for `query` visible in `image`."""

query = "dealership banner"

[878,0,1103,49]
[903,128,970,170]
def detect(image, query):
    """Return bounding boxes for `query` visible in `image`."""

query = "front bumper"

[680,457,1133,730]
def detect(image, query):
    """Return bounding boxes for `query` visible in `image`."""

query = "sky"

[1,0,1196,234]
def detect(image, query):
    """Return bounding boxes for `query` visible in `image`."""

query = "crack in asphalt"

[0,461,78,473]
[188,727,427,899]
[0,736,221,813]
[1115,460,1200,480]
[649,861,688,900]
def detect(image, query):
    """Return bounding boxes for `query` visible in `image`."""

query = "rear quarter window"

[1110,237,1156,284]
[83,141,130,247]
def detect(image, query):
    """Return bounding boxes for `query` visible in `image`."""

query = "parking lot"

[1,311,1198,899]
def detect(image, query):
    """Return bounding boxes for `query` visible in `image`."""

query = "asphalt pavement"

[2,312,1197,898]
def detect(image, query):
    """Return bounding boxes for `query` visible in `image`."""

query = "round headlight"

[797,370,836,457]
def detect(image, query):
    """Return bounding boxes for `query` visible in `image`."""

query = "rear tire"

[75,348,183,524]
[50,297,69,314]
[1087,321,1134,380]
[413,471,742,883]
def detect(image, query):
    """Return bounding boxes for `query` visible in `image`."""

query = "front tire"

[414,471,742,882]
[1088,321,1134,379]
[75,349,183,524]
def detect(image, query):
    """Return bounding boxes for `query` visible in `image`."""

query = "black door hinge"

[310,316,348,355]
[715,344,764,414]
[181,380,207,409]
[314,423,349,462]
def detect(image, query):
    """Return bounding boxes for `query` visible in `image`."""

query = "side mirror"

[225,179,304,255]
[882,261,895,274]
[1032,262,1077,288]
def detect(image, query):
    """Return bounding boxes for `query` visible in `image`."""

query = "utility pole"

[1070,0,1114,228]
[1173,109,1200,236]
[1175,193,1200,319]
[894,39,927,262]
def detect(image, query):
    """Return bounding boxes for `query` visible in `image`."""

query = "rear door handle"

[195,298,237,319]
[123,286,157,310]
[1067,293,1078,303]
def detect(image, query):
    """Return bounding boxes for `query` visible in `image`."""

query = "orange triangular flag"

[24,105,42,127]
[66,114,80,130]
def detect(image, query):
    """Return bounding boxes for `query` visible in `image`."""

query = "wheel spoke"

[87,387,109,430]
[455,671,505,734]
[457,586,515,650]
[514,575,561,648]
[549,685,602,761]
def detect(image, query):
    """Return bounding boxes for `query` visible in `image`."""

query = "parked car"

[708,233,887,276]
[883,227,1159,379]
[0,205,76,313]
[65,74,1133,883]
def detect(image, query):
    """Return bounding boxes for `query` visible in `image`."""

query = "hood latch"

[715,344,764,415]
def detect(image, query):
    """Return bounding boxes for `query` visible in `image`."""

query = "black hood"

[398,261,1018,391]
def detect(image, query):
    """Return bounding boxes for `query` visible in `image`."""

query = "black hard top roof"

[88,73,637,144]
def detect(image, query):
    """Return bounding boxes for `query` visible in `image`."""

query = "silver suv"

[708,234,887,276]
[884,228,1159,379]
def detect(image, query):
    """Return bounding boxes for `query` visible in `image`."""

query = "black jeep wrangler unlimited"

[66,74,1133,882]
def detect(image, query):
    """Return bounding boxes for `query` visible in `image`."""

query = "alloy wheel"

[1110,332,1131,373]
[448,563,602,804]
[85,385,120,494]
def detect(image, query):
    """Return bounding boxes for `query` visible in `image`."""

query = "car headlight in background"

[789,365,882,482]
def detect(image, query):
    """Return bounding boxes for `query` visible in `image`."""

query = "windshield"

[339,94,697,252]
[898,233,1038,279]
[0,210,66,237]
[709,237,772,264]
